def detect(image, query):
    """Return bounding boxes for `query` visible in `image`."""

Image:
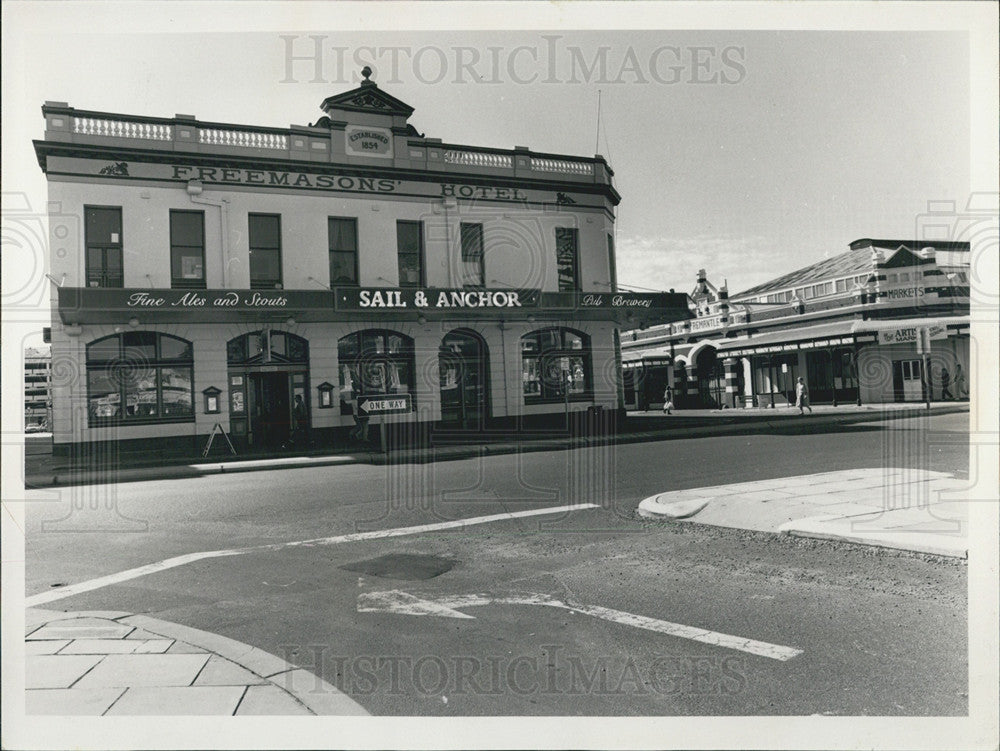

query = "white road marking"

[26,503,600,607]
[358,590,803,662]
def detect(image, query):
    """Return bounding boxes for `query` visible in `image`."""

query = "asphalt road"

[23,412,969,715]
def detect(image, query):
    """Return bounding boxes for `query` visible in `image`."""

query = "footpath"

[637,467,969,558]
[24,401,966,490]
[24,608,368,716]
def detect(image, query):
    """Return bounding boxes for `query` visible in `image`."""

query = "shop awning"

[621,347,672,368]
[851,316,970,334]
[717,321,861,358]
[716,315,969,358]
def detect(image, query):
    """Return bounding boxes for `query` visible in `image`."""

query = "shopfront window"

[521,327,591,402]
[337,330,415,414]
[86,332,194,424]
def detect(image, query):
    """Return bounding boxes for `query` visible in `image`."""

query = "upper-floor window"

[170,210,206,289]
[555,227,580,292]
[84,206,123,288]
[460,223,485,288]
[396,221,424,287]
[86,332,194,425]
[329,217,359,286]
[249,213,282,289]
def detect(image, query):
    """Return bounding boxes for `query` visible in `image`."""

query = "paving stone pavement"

[23,610,369,716]
[637,468,969,558]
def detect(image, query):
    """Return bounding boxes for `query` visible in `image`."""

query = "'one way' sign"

[359,394,412,414]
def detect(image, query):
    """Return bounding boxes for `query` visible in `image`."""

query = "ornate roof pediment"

[320,70,415,119]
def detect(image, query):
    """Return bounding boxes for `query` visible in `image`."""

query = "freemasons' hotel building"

[35,72,687,454]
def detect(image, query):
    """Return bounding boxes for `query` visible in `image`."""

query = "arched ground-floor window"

[521,327,592,403]
[86,331,194,425]
[337,329,415,415]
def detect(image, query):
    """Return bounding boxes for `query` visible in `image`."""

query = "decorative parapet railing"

[443,149,513,169]
[530,157,593,176]
[73,116,173,141]
[199,128,288,150]
[41,103,616,193]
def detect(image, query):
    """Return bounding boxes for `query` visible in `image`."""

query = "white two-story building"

[35,71,688,455]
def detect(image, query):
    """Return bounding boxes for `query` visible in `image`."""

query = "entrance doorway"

[226,330,310,449]
[248,372,290,448]
[695,347,725,408]
[892,359,924,402]
[438,329,489,429]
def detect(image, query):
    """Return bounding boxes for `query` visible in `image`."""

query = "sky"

[1,3,991,348]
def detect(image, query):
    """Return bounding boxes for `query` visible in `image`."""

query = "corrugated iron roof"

[733,248,874,298]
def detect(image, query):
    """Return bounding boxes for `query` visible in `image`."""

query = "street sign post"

[918,328,931,409]
[358,394,412,453]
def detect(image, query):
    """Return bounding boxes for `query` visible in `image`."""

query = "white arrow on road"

[357,590,803,661]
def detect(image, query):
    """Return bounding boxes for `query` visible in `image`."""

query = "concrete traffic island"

[24,609,369,716]
[636,468,968,558]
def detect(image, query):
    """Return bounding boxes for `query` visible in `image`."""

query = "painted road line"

[358,589,803,662]
[25,503,601,608]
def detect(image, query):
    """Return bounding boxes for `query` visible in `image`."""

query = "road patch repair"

[637,468,968,558]
[26,503,601,607]
[24,609,368,715]
[357,590,803,661]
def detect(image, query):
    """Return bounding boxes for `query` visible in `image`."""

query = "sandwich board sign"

[359,394,412,414]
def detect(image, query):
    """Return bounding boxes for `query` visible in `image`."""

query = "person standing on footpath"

[795,376,812,414]
[291,394,308,446]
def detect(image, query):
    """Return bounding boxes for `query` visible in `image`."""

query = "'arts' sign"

[876,324,947,346]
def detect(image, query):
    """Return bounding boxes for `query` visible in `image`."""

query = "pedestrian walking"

[662,385,674,415]
[953,363,968,400]
[939,367,953,401]
[795,376,812,414]
[348,388,370,442]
